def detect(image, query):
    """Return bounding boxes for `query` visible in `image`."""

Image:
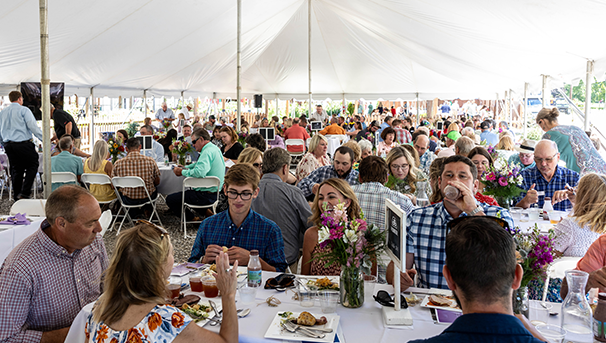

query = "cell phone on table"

[431,308,462,325]
[171,164,176,170]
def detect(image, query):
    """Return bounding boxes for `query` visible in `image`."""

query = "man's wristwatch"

[466,206,483,216]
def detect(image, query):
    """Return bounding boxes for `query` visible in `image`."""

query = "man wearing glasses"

[166,128,225,220]
[515,140,579,211]
[508,139,536,171]
[189,164,288,272]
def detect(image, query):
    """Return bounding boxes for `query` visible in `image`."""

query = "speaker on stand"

[254,94,263,117]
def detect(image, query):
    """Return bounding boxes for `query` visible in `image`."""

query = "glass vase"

[561,270,592,342]
[178,155,186,166]
[340,266,364,308]
[512,286,529,318]
[495,195,512,209]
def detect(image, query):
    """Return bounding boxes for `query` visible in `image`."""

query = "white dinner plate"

[264,311,339,343]
[420,295,461,312]
[297,276,340,290]
[181,299,222,327]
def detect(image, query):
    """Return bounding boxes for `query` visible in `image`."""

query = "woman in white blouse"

[296,134,329,182]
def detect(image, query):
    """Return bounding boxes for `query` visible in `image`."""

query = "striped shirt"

[112,151,160,199]
[0,220,108,342]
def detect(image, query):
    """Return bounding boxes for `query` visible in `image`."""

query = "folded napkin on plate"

[0,213,31,225]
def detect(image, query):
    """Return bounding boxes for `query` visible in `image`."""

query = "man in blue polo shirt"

[189,163,287,272]
[409,217,546,343]
[50,135,83,191]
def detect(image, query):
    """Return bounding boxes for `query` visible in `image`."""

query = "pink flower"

[486,173,496,181]
[498,177,508,186]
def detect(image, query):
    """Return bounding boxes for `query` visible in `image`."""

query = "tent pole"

[495,93,499,120]
[275,95,279,118]
[416,93,419,127]
[143,90,147,116]
[307,0,312,117]
[509,88,513,124]
[39,0,52,198]
[541,74,547,108]
[523,82,528,139]
[585,60,593,131]
[90,87,95,149]
[236,0,242,132]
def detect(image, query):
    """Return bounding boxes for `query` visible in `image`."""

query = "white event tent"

[2,0,606,100]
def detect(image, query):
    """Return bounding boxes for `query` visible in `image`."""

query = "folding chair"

[51,172,79,189]
[542,256,582,302]
[111,176,163,234]
[10,199,47,217]
[285,139,306,167]
[81,173,117,206]
[180,176,221,237]
[0,164,10,200]
[99,210,113,237]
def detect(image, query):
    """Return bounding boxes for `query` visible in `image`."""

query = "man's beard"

[336,168,351,179]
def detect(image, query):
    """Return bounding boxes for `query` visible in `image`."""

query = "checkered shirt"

[112,151,160,199]
[517,165,579,211]
[394,127,412,144]
[419,151,436,175]
[0,220,108,342]
[406,202,514,289]
[297,165,360,198]
[352,182,415,231]
[189,209,288,272]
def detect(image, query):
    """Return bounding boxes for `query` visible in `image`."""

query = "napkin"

[0,213,31,225]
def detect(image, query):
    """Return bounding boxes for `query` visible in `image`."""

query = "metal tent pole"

[143,90,147,116]
[585,60,594,131]
[236,0,242,132]
[275,95,279,117]
[416,93,420,127]
[509,89,513,124]
[39,0,52,198]
[542,75,548,108]
[90,88,95,148]
[308,0,312,117]
[523,82,528,139]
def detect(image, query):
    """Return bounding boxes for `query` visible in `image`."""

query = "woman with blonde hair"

[495,135,516,161]
[384,147,426,205]
[84,140,116,202]
[301,178,362,275]
[86,223,238,343]
[428,157,445,204]
[237,147,263,174]
[296,134,329,181]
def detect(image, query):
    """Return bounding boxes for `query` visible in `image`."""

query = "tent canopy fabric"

[2,0,606,100]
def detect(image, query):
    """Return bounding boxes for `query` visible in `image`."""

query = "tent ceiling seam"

[314,0,344,93]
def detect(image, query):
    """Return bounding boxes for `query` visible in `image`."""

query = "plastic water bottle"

[247,250,262,287]
[542,197,553,219]
[164,154,169,166]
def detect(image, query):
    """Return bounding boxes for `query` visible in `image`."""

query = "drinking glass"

[548,211,562,224]
[202,276,219,298]
[536,324,567,343]
[510,207,522,221]
[363,274,377,302]
[189,272,203,292]
[239,284,258,305]
[520,210,530,222]
[298,289,315,307]
[318,290,339,313]
[167,276,182,299]
[528,207,540,221]
[530,301,551,326]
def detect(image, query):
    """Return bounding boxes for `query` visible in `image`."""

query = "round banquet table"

[64,271,564,343]
[156,162,184,196]
[0,218,44,265]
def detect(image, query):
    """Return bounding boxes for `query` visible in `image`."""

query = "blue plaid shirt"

[189,209,288,272]
[406,202,514,289]
[297,165,360,198]
[419,151,436,175]
[517,165,579,211]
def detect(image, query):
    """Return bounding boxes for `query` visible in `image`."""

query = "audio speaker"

[254,94,263,108]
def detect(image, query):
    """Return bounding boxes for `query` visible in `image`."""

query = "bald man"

[515,140,579,211]
[415,134,435,175]
[155,102,175,122]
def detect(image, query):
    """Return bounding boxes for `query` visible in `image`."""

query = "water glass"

[529,301,551,326]
[363,274,377,302]
[239,284,258,305]
[536,324,567,343]
[318,290,339,313]
[298,289,315,307]
[520,210,530,222]
[548,211,562,224]
[528,207,540,221]
[510,207,522,221]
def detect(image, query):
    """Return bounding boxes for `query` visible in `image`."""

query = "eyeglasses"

[391,163,409,170]
[374,290,408,308]
[136,219,169,239]
[191,137,200,145]
[534,153,557,164]
[446,215,509,230]
[253,163,263,169]
[226,190,254,200]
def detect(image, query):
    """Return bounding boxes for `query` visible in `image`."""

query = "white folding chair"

[51,172,78,189]
[81,173,116,205]
[180,177,221,237]
[111,176,163,234]
[542,256,582,302]
[10,199,47,217]
[99,210,113,237]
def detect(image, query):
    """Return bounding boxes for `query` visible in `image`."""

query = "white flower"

[343,229,358,244]
[318,226,330,244]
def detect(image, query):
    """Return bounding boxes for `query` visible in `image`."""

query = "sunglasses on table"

[136,219,169,239]
[374,290,408,309]
[264,273,296,290]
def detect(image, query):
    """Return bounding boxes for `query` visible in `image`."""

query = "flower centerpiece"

[160,119,172,132]
[153,131,166,141]
[480,158,524,208]
[108,139,125,163]
[237,131,248,146]
[506,223,560,318]
[315,203,385,308]
[125,121,140,139]
[486,144,499,161]
[172,139,194,165]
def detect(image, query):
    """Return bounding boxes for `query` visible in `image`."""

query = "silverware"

[209,300,221,326]
[282,321,326,338]
[291,323,333,333]
[237,308,251,318]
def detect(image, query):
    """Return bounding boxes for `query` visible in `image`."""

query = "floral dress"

[85,305,192,343]
[296,152,330,182]
[310,244,341,276]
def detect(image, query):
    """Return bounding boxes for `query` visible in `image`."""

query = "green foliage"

[563,77,606,103]
[347,102,355,116]
[125,121,140,138]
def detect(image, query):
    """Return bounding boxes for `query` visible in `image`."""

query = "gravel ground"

[0,190,198,263]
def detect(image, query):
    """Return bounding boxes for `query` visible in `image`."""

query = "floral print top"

[296,152,330,182]
[85,305,192,343]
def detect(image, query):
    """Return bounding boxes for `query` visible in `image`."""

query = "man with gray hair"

[50,135,83,191]
[155,102,174,122]
[454,136,475,157]
[139,125,165,162]
[0,186,107,343]
[516,139,579,211]
[252,148,312,272]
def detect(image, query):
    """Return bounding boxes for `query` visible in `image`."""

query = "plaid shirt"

[112,151,160,199]
[297,165,360,198]
[393,127,412,144]
[419,151,436,175]
[517,165,579,211]
[189,209,288,272]
[406,202,514,289]
[0,220,107,342]
[352,182,415,231]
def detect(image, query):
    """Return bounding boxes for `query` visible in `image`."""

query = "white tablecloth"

[0,218,43,264]
[63,270,564,343]
[326,138,341,158]
[156,163,184,196]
